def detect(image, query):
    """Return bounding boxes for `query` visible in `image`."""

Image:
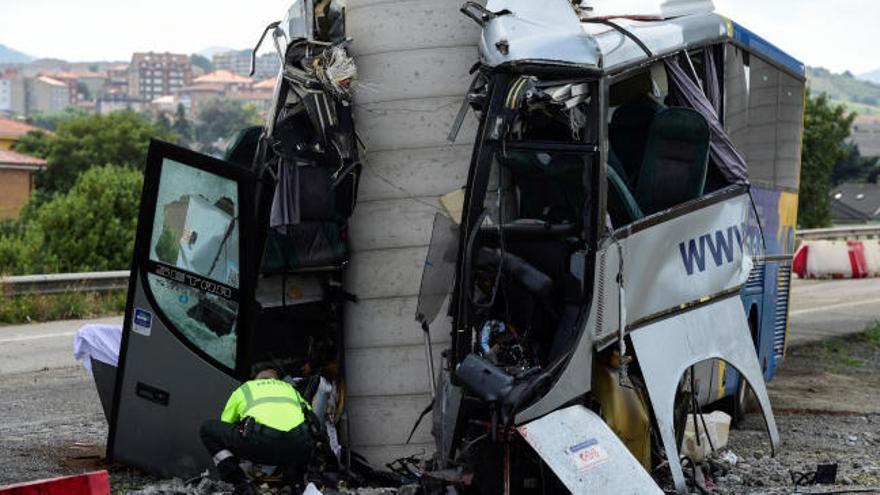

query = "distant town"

[0,49,279,119]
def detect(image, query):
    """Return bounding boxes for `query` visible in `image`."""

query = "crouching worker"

[201,367,315,495]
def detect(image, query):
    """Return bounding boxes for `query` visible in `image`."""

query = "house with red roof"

[0,149,46,218]
[0,116,42,150]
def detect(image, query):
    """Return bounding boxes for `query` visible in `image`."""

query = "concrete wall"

[344,0,480,467]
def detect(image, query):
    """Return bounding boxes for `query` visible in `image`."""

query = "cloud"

[713,0,880,73]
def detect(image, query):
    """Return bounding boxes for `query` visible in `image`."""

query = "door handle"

[136,382,170,406]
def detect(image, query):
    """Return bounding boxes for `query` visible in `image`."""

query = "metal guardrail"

[796,225,880,241]
[0,270,130,296]
[0,224,877,296]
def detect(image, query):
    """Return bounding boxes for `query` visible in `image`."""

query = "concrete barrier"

[863,240,880,276]
[0,471,110,495]
[795,240,875,279]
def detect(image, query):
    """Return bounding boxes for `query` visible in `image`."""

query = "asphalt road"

[0,277,877,375]
[0,278,877,488]
[0,316,121,375]
[787,277,880,347]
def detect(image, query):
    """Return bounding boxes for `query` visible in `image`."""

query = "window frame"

[722,42,807,193]
[133,140,256,378]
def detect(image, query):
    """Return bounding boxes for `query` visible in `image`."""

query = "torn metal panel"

[282,0,316,42]
[576,0,715,20]
[432,369,463,468]
[479,0,600,68]
[594,188,752,348]
[630,295,779,495]
[517,405,663,494]
[478,0,729,73]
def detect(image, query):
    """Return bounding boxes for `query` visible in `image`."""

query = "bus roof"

[479,0,805,78]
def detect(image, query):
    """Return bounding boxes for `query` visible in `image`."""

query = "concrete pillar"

[344,0,480,467]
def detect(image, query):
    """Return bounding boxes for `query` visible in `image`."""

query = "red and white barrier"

[864,240,880,277]
[0,471,109,495]
[794,240,880,279]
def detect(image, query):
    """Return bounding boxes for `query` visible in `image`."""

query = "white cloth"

[73,324,122,373]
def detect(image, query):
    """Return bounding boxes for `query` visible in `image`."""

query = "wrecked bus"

[423,0,805,493]
[107,0,360,481]
[102,0,805,493]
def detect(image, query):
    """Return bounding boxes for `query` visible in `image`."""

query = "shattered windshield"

[146,159,240,369]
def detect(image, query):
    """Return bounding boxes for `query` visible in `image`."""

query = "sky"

[0,0,878,74]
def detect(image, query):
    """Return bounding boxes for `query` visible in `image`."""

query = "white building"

[213,50,280,80]
[0,79,10,115]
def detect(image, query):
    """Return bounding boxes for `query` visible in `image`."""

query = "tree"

[172,103,194,146]
[798,92,856,228]
[191,53,215,73]
[20,166,142,274]
[26,107,89,132]
[30,111,177,195]
[14,129,52,159]
[833,143,880,185]
[194,97,261,148]
[155,111,173,134]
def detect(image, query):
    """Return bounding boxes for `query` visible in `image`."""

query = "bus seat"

[499,151,586,224]
[607,151,645,225]
[635,108,710,215]
[609,96,664,186]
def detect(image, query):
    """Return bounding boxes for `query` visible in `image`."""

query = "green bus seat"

[607,150,645,225]
[634,107,710,215]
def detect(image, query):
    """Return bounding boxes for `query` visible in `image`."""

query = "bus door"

[108,140,255,478]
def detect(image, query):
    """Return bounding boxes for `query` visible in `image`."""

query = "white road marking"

[790,298,880,317]
[0,331,77,345]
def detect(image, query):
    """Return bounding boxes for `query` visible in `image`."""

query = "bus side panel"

[725,188,797,394]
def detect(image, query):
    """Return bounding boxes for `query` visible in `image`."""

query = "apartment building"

[96,92,145,115]
[0,78,10,115]
[0,72,26,116]
[129,52,193,101]
[106,64,130,94]
[44,71,80,103]
[213,50,280,80]
[26,76,70,114]
[75,71,107,99]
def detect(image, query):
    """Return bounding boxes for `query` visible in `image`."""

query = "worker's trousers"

[200,419,314,484]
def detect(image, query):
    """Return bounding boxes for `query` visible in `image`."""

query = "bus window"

[724,45,806,190]
[147,158,241,369]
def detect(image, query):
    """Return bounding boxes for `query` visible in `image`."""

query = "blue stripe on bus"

[730,22,805,77]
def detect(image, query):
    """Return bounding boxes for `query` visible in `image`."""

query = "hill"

[0,44,34,64]
[860,68,880,85]
[808,67,880,115]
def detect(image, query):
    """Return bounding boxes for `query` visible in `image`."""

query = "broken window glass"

[147,159,241,369]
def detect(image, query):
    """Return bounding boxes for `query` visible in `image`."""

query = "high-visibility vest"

[220,378,310,432]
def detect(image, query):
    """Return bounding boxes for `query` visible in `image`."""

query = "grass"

[805,321,880,370]
[0,290,126,324]
[865,321,880,347]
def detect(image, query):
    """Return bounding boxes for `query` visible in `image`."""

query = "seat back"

[609,96,664,186]
[499,151,586,224]
[606,151,644,226]
[635,108,710,215]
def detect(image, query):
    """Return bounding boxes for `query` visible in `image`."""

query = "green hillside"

[807,67,880,115]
